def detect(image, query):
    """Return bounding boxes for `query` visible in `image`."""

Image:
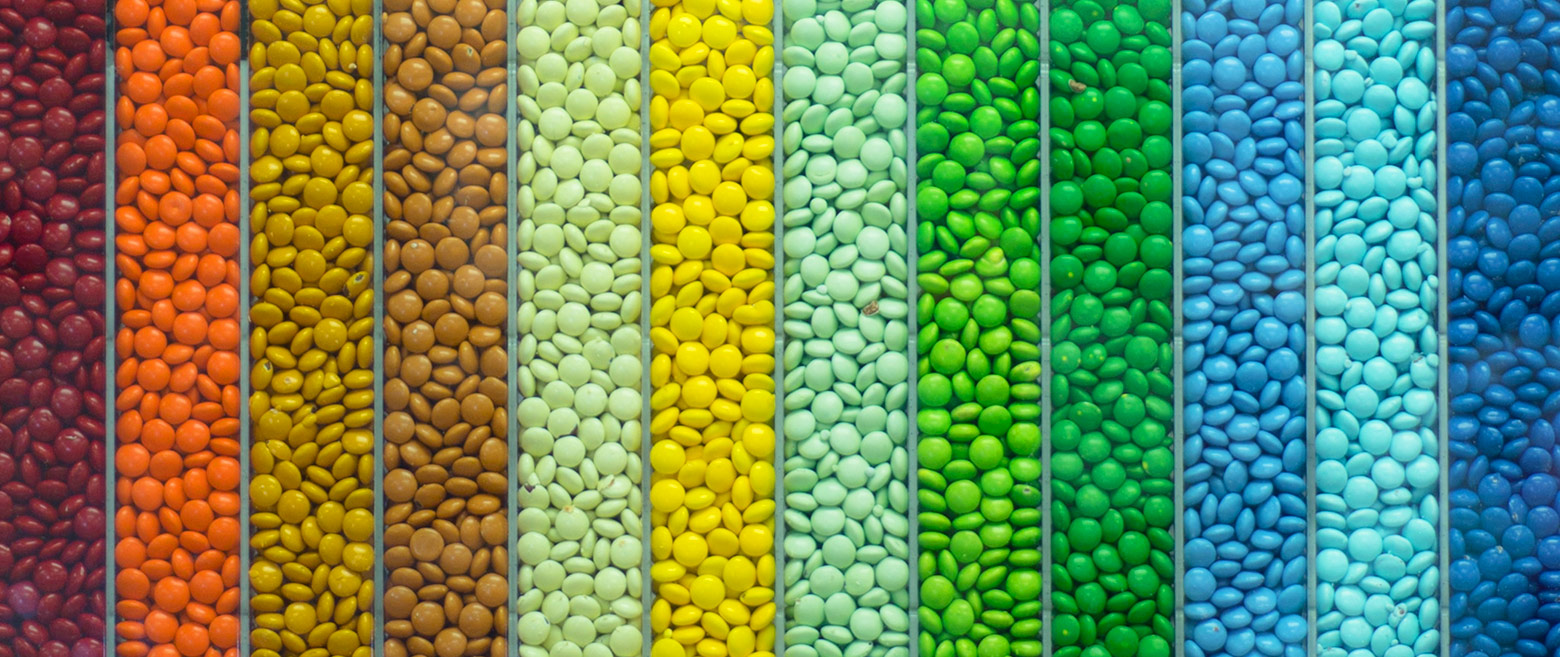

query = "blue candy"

[1182,0,1309,655]
[1449,2,1560,656]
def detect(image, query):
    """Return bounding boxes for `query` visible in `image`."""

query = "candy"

[646,0,780,654]
[1444,0,1560,655]
[1179,0,1308,655]
[513,0,647,653]
[1047,0,1176,654]
[245,0,375,653]
[778,0,912,651]
[913,0,1043,655]
[0,0,109,653]
[380,0,512,654]
[111,0,245,654]
[1311,0,1441,654]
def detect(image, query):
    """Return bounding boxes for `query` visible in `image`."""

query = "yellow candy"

[653,639,684,657]
[677,342,713,375]
[668,14,704,47]
[250,0,374,650]
[679,226,714,259]
[690,78,726,110]
[683,377,719,407]
[653,480,689,512]
[651,0,776,651]
[703,16,739,48]
[690,576,727,610]
[673,534,710,566]
[652,442,688,473]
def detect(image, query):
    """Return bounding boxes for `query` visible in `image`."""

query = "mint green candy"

[781,0,913,649]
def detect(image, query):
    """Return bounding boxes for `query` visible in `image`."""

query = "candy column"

[1310,0,1442,654]
[1044,0,1176,655]
[1445,1,1558,655]
[244,0,377,654]
[110,0,244,655]
[1177,0,1308,655]
[0,0,109,653]
[644,0,780,653]
[511,0,647,654]
[911,0,1045,654]
[379,0,512,652]
[777,0,914,650]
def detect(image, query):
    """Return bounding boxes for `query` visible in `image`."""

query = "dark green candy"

[1046,0,1174,655]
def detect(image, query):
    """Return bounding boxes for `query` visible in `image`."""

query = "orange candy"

[114,1,241,654]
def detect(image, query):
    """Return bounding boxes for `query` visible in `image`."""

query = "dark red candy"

[0,0,103,647]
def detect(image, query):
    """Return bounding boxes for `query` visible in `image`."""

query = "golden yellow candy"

[250,0,374,649]
[651,0,777,653]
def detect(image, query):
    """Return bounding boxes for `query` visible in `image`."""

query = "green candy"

[1047,0,1175,652]
[917,0,1043,654]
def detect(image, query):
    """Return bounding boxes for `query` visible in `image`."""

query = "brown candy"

[382,0,509,653]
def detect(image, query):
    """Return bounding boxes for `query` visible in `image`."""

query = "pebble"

[1179,0,1308,655]
[1312,0,1442,655]
[778,0,913,653]
[645,0,781,655]
[913,0,1044,655]
[1444,1,1560,656]
[515,0,648,654]
[1047,0,1177,655]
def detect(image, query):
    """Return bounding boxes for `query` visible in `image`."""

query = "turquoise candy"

[1312,0,1441,655]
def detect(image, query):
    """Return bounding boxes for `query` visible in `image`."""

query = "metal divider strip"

[506,0,522,650]
[1304,0,1318,649]
[905,0,921,652]
[1170,0,1186,652]
[1435,1,1450,653]
[104,6,120,650]
[237,0,252,649]
[639,0,654,655]
[771,4,787,652]
[372,0,387,649]
[1037,7,1053,657]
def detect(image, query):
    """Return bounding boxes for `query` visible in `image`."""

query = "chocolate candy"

[644,0,782,654]
[781,0,914,651]
[913,0,1044,655]
[1047,0,1177,655]
[244,0,377,653]
[1311,0,1443,654]
[381,0,511,654]
[111,0,245,653]
[512,0,647,653]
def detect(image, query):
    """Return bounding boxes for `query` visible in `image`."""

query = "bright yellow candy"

[651,0,777,653]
